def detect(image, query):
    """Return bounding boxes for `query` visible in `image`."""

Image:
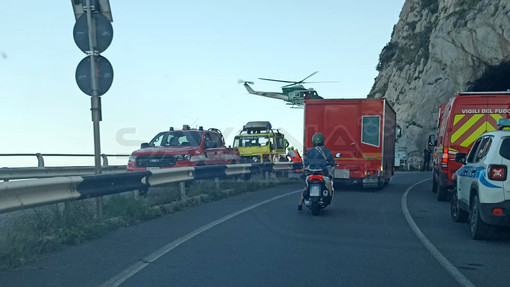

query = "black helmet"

[312,133,325,146]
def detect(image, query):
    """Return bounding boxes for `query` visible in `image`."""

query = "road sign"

[73,12,113,53]
[75,55,114,96]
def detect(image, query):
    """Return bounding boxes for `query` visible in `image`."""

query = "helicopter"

[239,71,336,107]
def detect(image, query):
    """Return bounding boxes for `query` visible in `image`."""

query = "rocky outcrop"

[369,0,510,162]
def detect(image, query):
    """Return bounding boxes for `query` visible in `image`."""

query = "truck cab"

[233,121,288,163]
[430,91,510,201]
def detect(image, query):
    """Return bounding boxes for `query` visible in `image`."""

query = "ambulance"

[304,99,399,188]
[429,91,510,201]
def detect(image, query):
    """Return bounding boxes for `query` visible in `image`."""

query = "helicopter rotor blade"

[258,72,335,87]
[299,71,318,83]
[258,77,296,84]
[282,82,300,88]
[301,80,340,84]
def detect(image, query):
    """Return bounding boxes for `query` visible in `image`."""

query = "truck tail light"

[488,165,507,181]
[442,147,448,163]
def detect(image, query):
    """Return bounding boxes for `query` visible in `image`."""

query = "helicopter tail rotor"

[238,79,254,85]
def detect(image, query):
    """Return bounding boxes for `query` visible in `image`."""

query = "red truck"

[429,91,510,201]
[304,99,398,188]
[127,125,240,171]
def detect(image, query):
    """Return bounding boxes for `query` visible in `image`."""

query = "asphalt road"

[2,172,510,287]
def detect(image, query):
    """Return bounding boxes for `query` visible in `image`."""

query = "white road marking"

[401,179,476,287]
[100,189,301,287]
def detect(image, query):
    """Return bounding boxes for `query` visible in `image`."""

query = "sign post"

[72,0,113,218]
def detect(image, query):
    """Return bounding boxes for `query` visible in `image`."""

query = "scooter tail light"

[309,175,324,181]
[493,208,503,216]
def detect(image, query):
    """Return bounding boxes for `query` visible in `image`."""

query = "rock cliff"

[368,0,510,164]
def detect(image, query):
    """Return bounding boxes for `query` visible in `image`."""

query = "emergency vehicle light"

[497,118,510,128]
[169,127,174,131]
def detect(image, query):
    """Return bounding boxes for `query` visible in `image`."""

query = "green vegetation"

[0,202,107,268]
[376,1,440,73]
[376,25,435,72]
[0,176,297,269]
[376,42,399,72]
[420,0,439,14]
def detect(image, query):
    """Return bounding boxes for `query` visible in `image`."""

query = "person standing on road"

[423,146,431,171]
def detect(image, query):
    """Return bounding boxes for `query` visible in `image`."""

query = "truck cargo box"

[304,99,397,188]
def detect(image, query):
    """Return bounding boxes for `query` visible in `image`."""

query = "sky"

[0,0,404,167]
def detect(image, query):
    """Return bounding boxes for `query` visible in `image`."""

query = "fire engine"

[429,91,510,201]
[304,99,399,188]
[127,125,240,171]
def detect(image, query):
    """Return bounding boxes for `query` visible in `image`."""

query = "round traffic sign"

[73,13,113,53]
[75,55,114,96]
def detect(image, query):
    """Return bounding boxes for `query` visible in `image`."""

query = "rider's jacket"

[304,146,335,172]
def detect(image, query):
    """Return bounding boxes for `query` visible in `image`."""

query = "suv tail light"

[488,165,507,181]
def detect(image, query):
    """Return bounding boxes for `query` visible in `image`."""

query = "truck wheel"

[451,192,468,222]
[469,195,490,240]
[432,176,437,193]
[436,182,447,201]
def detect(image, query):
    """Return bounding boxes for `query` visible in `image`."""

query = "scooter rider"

[298,133,335,211]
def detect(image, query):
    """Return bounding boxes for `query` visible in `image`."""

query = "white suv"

[450,119,510,240]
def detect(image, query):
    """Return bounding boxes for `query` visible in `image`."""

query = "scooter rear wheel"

[311,202,320,216]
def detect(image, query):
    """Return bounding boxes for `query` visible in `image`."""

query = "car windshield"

[233,136,269,147]
[149,131,202,147]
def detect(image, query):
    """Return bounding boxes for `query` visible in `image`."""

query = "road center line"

[401,179,476,287]
[100,189,301,287]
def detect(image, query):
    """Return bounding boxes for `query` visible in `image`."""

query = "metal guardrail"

[0,176,84,213]
[0,153,130,181]
[0,166,127,181]
[0,153,130,168]
[0,162,300,214]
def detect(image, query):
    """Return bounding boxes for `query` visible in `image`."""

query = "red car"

[127,125,240,171]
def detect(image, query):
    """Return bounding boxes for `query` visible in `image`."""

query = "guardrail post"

[215,178,221,191]
[101,154,109,167]
[36,153,45,167]
[179,182,186,200]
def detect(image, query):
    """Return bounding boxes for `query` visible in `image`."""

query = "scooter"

[303,168,333,216]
